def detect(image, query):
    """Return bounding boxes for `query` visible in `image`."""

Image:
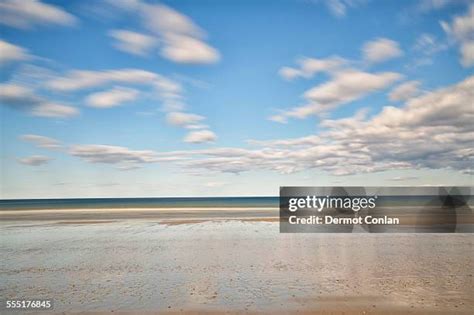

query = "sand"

[1,217,473,314]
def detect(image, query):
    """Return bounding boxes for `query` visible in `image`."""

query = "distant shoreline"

[0,207,279,222]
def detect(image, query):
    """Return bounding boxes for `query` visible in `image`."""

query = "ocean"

[0,195,472,210]
[0,196,279,210]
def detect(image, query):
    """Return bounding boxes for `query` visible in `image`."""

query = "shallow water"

[1,220,473,313]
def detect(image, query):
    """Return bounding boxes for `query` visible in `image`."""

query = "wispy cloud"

[184,130,217,144]
[0,83,78,118]
[69,144,158,169]
[36,76,472,176]
[271,69,402,122]
[318,0,368,18]
[20,134,62,150]
[108,29,158,56]
[0,64,213,144]
[107,0,220,64]
[0,39,30,65]
[279,56,347,80]
[441,4,474,67]
[407,33,450,69]
[362,38,403,64]
[85,86,139,108]
[389,80,422,101]
[166,112,205,127]
[18,155,52,166]
[0,0,77,29]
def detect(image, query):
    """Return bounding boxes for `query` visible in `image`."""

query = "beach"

[1,210,473,314]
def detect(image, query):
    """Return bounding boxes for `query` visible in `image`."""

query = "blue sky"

[0,0,473,198]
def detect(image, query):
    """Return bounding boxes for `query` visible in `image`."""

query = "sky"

[0,0,473,198]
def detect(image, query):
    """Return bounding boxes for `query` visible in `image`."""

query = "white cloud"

[279,56,347,80]
[441,4,474,67]
[69,144,157,165]
[141,2,203,37]
[68,143,187,170]
[389,81,421,101]
[417,0,452,12]
[304,70,402,105]
[108,29,157,56]
[18,155,52,166]
[172,76,472,176]
[31,102,79,118]
[160,33,220,64]
[45,67,216,143]
[362,38,403,64]
[409,33,449,68]
[108,1,220,64]
[45,68,159,91]
[271,69,402,122]
[186,124,209,130]
[0,83,78,118]
[44,75,473,176]
[325,0,347,17]
[45,68,182,110]
[20,134,62,149]
[184,130,217,143]
[0,0,77,29]
[413,33,448,55]
[460,40,474,66]
[166,112,204,127]
[0,39,30,65]
[85,86,139,108]
[321,0,367,18]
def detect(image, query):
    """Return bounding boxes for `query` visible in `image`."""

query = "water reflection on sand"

[1,219,473,314]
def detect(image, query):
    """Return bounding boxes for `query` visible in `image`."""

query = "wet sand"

[1,217,473,314]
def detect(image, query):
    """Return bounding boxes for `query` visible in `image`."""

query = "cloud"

[40,75,473,176]
[417,0,453,12]
[320,0,368,18]
[173,76,473,176]
[18,155,52,166]
[31,102,79,118]
[160,33,220,64]
[279,56,347,80]
[184,130,217,143]
[45,68,182,110]
[85,86,139,108]
[362,38,403,64]
[45,68,160,91]
[460,41,474,66]
[441,4,474,67]
[108,29,157,56]
[166,112,204,126]
[108,1,220,64]
[304,70,401,105]
[389,81,421,101]
[69,144,158,167]
[271,69,402,122]
[186,124,209,130]
[0,83,78,118]
[0,39,30,65]
[0,0,77,29]
[20,134,62,149]
[68,143,189,170]
[413,33,449,55]
[408,33,449,68]
[319,75,473,174]
[45,67,216,142]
